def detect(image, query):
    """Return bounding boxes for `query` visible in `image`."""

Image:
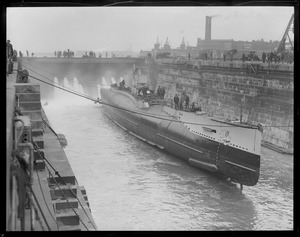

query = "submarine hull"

[100,88,260,186]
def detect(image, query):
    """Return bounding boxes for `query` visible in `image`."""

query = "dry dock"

[25,56,293,154]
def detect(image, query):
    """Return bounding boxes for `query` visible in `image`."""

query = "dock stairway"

[49,177,94,231]
[15,83,45,171]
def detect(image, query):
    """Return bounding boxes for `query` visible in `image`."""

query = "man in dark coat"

[262,52,266,63]
[161,87,165,99]
[185,95,190,110]
[157,86,161,97]
[6,40,14,74]
[7,40,13,59]
[174,94,179,110]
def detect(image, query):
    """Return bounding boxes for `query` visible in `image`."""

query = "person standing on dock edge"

[7,40,13,60]
[262,52,266,63]
[174,94,179,110]
[157,86,161,97]
[161,87,165,99]
[185,95,190,110]
[6,40,14,74]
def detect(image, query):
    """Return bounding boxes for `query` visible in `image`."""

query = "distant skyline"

[7,7,294,54]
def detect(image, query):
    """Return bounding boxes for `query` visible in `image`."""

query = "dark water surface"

[43,91,293,230]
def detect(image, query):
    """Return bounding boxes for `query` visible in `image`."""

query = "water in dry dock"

[43,89,293,230]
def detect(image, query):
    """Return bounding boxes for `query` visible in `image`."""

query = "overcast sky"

[7,6,294,53]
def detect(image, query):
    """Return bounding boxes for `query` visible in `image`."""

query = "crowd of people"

[241,50,293,64]
[196,49,293,64]
[261,50,293,64]
[53,50,103,58]
[82,51,99,58]
[17,50,35,58]
[82,52,118,58]
[54,49,75,58]
[172,93,200,112]
[173,94,202,112]
[136,85,202,113]
[114,80,203,113]
[53,50,119,58]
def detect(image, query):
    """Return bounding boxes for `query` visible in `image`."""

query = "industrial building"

[151,15,283,59]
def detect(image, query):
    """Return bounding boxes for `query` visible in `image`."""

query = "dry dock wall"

[154,59,293,152]
[7,66,97,230]
[22,57,140,101]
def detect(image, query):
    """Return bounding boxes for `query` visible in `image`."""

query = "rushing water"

[42,78,293,230]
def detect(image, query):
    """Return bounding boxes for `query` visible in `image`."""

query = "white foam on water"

[63,77,69,88]
[73,77,79,91]
[53,77,61,99]
[99,77,110,100]
[111,77,116,85]
[49,76,90,106]
[97,84,102,99]
[102,77,109,86]
[73,77,79,85]
[78,84,84,94]
[54,77,58,85]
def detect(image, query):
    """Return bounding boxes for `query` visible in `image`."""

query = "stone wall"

[154,62,293,151]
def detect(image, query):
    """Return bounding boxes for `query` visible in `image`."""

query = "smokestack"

[205,16,212,41]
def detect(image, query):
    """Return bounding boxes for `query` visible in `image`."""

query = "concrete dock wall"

[7,63,97,230]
